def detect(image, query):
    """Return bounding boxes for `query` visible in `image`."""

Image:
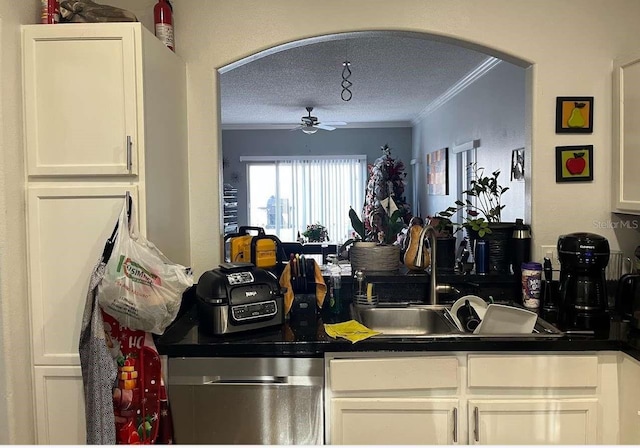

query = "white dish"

[473,304,537,335]
[450,295,488,331]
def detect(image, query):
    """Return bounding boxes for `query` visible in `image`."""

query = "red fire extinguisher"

[154,0,174,52]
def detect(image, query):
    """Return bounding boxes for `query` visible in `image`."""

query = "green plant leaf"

[349,207,366,240]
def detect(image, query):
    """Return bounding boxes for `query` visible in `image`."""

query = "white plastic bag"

[97,197,193,334]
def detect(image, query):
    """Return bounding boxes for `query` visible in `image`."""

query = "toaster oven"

[195,262,284,335]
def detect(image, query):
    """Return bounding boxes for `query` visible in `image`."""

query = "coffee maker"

[557,232,610,334]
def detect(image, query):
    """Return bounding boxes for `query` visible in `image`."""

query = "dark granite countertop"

[155,303,640,361]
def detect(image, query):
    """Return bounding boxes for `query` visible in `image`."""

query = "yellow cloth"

[324,320,381,343]
[279,260,327,315]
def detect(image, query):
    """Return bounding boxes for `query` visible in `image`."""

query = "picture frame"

[426,147,449,195]
[555,145,593,182]
[555,96,593,133]
[511,147,525,181]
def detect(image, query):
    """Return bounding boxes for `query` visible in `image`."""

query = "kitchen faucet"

[425,226,460,305]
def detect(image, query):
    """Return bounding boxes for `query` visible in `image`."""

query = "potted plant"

[436,163,509,238]
[436,163,514,274]
[302,223,328,243]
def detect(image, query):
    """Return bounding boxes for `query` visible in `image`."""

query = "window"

[242,155,367,243]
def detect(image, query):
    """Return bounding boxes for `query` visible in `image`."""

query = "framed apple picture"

[556,145,593,182]
[556,96,593,133]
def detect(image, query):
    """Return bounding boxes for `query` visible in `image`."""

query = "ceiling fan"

[291,107,347,134]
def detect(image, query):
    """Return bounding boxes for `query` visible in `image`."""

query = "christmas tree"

[362,144,412,243]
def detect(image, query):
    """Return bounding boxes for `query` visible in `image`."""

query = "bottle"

[329,262,342,315]
[511,219,532,278]
[41,0,59,24]
[154,0,175,52]
[521,261,543,309]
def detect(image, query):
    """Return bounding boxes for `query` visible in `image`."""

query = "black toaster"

[196,262,284,335]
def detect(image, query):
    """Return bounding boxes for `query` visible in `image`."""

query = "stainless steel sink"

[352,305,460,336]
[349,303,564,339]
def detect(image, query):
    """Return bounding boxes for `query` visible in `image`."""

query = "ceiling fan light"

[301,127,318,135]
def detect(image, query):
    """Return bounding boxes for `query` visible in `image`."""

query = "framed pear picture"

[556,96,593,133]
[556,145,593,182]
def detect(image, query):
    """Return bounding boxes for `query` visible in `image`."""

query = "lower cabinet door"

[33,366,86,444]
[468,399,597,445]
[330,398,458,445]
[27,185,139,365]
[619,354,640,444]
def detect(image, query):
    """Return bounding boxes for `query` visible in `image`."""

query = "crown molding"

[412,57,502,125]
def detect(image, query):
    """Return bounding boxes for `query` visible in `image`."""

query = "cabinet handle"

[126,135,132,171]
[474,406,479,443]
[452,407,458,443]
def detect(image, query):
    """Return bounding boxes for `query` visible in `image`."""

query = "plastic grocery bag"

[97,197,193,334]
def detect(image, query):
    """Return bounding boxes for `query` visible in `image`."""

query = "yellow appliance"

[228,226,279,268]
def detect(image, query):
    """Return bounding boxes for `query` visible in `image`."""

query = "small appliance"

[615,272,640,330]
[196,262,284,335]
[557,232,610,333]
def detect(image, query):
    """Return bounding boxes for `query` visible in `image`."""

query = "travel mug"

[475,239,489,275]
[457,299,481,332]
[522,262,543,309]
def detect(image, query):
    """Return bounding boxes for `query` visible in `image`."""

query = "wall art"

[556,145,593,182]
[511,147,525,181]
[556,96,593,133]
[426,147,449,195]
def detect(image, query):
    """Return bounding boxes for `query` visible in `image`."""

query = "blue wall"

[415,61,527,224]
[222,127,414,226]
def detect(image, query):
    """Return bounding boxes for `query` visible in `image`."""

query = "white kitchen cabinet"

[613,51,640,213]
[33,366,86,445]
[23,22,190,444]
[23,24,138,176]
[326,353,611,445]
[27,185,139,365]
[331,398,459,445]
[619,353,640,443]
[468,399,597,445]
[326,355,461,445]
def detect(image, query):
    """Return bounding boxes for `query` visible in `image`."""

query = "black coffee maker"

[557,232,610,334]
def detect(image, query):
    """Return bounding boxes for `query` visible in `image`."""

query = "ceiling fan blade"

[315,123,336,131]
[289,125,304,131]
[322,121,347,126]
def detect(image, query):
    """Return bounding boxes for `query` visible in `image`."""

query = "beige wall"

[3,0,640,442]
[0,1,38,444]
[169,0,640,276]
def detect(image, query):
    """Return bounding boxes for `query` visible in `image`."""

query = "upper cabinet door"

[613,52,640,213]
[23,24,139,176]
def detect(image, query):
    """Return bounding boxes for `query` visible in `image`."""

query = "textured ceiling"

[220,34,491,128]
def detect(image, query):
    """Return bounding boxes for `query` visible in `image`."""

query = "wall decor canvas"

[556,96,593,133]
[426,147,449,195]
[511,147,525,181]
[556,145,593,182]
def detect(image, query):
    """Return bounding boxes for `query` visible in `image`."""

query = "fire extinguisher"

[154,0,174,52]
[41,0,59,24]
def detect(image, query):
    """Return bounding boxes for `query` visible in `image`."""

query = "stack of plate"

[354,293,379,307]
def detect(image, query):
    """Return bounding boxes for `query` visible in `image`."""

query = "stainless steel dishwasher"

[167,357,324,444]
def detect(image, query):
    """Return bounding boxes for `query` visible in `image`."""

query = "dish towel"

[324,320,381,343]
[278,259,327,314]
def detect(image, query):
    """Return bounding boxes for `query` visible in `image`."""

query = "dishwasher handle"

[205,376,288,385]
[169,374,322,387]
